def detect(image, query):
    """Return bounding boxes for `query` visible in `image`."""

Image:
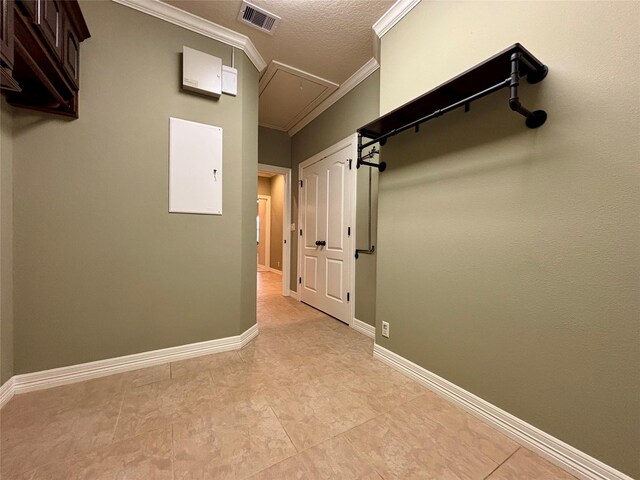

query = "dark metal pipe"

[509,52,547,128]
[357,159,386,172]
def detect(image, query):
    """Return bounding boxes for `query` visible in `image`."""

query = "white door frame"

[257,163,292,297]
[257,195,271,271]
[296,134,357,328]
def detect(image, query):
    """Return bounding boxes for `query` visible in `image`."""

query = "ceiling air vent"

[238,1,281,35]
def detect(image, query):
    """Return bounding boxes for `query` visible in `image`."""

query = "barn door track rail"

[356,43,549,172]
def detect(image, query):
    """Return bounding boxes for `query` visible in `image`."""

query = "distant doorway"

[257,195,271,272]
[257,164,292,297]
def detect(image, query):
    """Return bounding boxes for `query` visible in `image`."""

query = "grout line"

[109,392,126,444]
[171,424,175,479]
[482,447,521,480]
[266,403,299,453]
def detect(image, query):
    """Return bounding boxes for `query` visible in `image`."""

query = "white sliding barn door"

[299,142,353,324]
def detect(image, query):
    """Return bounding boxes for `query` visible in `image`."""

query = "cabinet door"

[62,16,78,87]
[0,0,14,69]
[38,0,61,60]
[16,0,36,21]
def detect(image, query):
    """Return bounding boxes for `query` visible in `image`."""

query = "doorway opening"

[257,164,291,297]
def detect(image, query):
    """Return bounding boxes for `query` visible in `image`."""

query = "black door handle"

[315,240,326,246]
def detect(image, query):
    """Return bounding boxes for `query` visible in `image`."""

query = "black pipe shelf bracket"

[355,43,549,172]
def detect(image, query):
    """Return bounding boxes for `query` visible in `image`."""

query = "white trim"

[372,0,421,38]
[240,323,259,345]
[0,324,258,406]
[288,58,380,136]
[111,0,266,72]
[289,289,300,301]
[297,134,357,326]
[348,135,358,328]
[372,344,633,480]
[352,318,375,339]
[0,377,15,409]
[257,194,271,271]
[268,267,283,275]
[258,163,291,297]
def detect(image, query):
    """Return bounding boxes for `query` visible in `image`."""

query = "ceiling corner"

[373,0,421,38]
[111,0,266,71]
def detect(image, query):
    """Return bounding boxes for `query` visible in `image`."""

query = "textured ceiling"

[164,0,394,132]
[165,0,393,84]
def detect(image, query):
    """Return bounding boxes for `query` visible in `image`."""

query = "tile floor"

[0,271,577,479]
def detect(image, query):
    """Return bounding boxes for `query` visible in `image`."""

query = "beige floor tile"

[172,399,296,479]
[268,379,380,451]
[122,363,171,388]
[487,448,577,479]
[171,350,245,379]
[250,435,382,479]
[1,396,122,477]
[1,272,579,480]
[31,427,173,480]
[3,374,124,430]
[344,409,499,479]
[113,371,215,442]
[3,470,37,480]
[401,393,518,464]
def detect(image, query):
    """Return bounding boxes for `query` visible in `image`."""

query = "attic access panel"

[358,43,548,140]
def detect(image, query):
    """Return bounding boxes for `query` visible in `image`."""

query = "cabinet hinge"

[347,292,350,302]
[348,159,352,170]
[299,229,302,236]
[299,277,302,284]
[348,227,351,236]
[299,180,303,188]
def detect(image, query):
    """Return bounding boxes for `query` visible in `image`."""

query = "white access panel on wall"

[169,117,223,215]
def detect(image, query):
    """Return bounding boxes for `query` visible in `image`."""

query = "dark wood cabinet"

[0,0,89,117]
[1,0,15,69]
[62,12,79,87]
[38,0,62,60]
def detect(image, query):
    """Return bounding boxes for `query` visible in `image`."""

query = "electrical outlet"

[382,321,390,338]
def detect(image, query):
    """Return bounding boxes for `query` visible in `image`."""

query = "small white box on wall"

[222,65,238,96]
[169,117,223,215]
[182,46,222,98]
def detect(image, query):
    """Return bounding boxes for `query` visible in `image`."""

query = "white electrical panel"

[169,117,223,215]
[222,65,238,96]
[182,46,222,98]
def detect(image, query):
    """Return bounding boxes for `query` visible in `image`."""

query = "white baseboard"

[268,267,283,275]
[352,318,375,339]
[0,377,15,409]
[0,323,259,409]
[289,289,300,301]
[372,344,632,480]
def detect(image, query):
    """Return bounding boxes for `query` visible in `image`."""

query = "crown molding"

[373,0,421,38]
[111,0,267,72]
[288,57,379,137]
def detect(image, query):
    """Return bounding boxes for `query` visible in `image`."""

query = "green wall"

[377,1,639,476]
[258,126,291,169]
[0,99,14,385]
[10,0,258,374]
[291,71,380,326]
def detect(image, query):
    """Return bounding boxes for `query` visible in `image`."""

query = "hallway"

[0,272,575,479]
